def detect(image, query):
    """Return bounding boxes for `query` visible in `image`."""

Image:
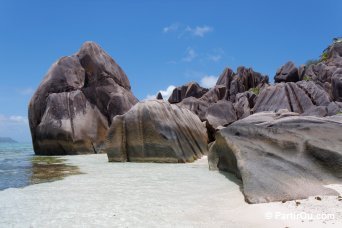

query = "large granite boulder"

[204,100,237,129]
[252,82,314,114]
[252,79,342,116]
[296,80,331,106]
[233,91,257,119]
[29,42,138,155]
[274,61,299,83]
[209,111,342,203]
[332,69,342,101]
[168,82,208,104]
[304,62,337,85]
[104,100,208,163]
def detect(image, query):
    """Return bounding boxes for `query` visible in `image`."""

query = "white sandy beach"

[0,154,341,227]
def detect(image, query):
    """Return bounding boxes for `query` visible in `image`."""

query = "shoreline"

[0,154,341,227]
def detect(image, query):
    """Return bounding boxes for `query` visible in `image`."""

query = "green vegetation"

[249,87,260,95]
[303,75,312,81]
[304,38,341,65]
[337,112,342,115]
[320,52,328,62]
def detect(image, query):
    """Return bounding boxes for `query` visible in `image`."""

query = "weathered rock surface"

[304,62,337,85]
[205,100,237,129]
[168,82,208,104]
[300,40,342,99]
[209,111,342,203]
[156,92,163,100]
[327,40,342,59]
[175,67,267,124]
[332,69,342,101]
[233,91,257,119]
[29,42,138,155]
[274,61,299,83]
[253,82,314,114]
[216,67,268,102]
[104,100,208,163]
[252,78,342,116]
[177,85,226,121]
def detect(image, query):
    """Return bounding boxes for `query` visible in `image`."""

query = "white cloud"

[0,114,28,124]
[200,75,218,88]
[163,23,213,38]
[208,55,222,62]
[207,48,224,62]
[185,25,213,37]
[163,23,180,33]
[17,87,34,96]
[145,85,176,100]
[182,47,197,62]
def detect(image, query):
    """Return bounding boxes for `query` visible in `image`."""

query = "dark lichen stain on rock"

[30,156,82,184]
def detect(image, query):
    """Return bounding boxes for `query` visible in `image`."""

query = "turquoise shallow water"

[0,143,34,190]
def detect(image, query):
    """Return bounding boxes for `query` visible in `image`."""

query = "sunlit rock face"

[29,42,138,155]
[209,111,342,204]
[104,100,208,163]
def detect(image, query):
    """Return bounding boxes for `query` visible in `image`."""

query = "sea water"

[0,143,34,190]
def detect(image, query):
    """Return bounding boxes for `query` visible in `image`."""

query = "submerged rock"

[209,111,342,203]
[104,100,208,163]
[29,42,138,155]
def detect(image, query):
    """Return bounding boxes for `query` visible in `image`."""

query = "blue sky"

[0,0,341,142]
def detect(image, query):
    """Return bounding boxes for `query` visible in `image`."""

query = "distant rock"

[168,82,208,104]
[175,67,267,125]
[274,61,299,83]
[104,100,208,163]
[177,85,226,121]
[29,42,138,155]
[216,67,268,102]
[216,68,235,92]
[156,92,163,100]
[0,137,17,143]
[209,111,342,203]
